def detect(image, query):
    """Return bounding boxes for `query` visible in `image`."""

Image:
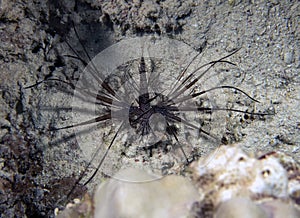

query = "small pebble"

[284,52,294,64]
[259,200,300,218]
[215,197,268,218]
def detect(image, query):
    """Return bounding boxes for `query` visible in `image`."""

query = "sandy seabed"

[0,0,299,217]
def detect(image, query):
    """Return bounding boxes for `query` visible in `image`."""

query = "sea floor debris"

[55,144,300,218]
